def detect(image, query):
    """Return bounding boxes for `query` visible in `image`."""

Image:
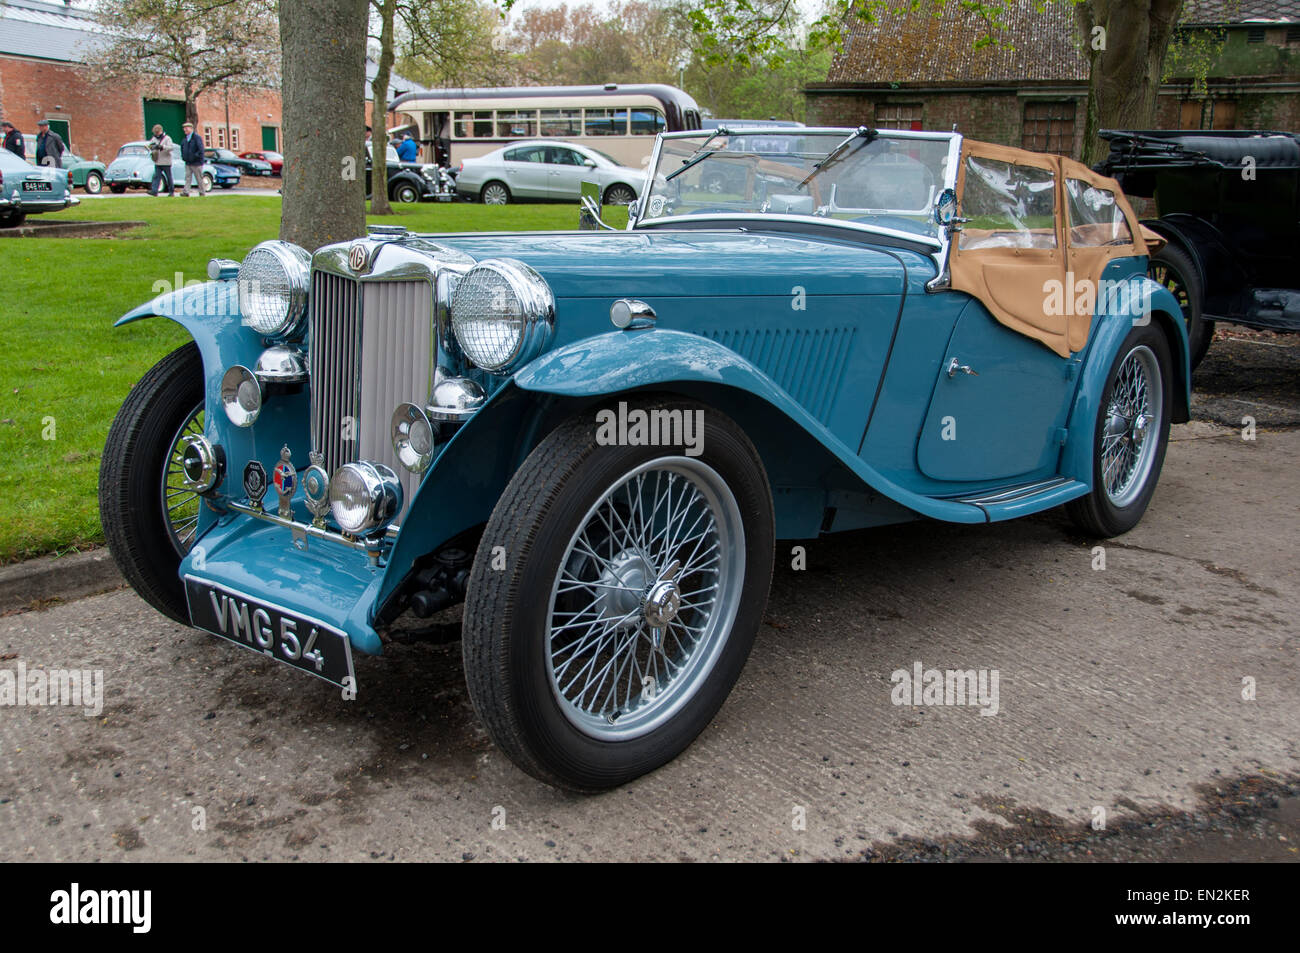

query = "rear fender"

[1061,276,1189,484]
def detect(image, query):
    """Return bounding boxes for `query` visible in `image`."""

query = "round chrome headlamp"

[220,365,262,427]
[450,258,554,374]
[237,240,311,339]
[391,403,435,473]
[328,462,403,535]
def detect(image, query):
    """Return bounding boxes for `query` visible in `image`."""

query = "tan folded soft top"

[949,140,1148,358]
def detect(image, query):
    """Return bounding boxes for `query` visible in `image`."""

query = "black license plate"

[22,181,53,192]
[185,577,356,689]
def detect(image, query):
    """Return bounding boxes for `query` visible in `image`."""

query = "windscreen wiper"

[664,127,729,182]
[798,126,877,189]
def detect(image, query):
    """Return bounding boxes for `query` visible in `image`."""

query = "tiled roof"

[1181,0,1300,24]
[824,0,1089,85]
[822,0,1300,87]
[0,2,420,99]
[0,0,103,63]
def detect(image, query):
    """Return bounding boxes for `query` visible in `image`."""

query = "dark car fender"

[1143,213,1246,306]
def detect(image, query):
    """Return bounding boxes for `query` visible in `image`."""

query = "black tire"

[201,173,214,193]
[0,210,26,228]
[480,181,510,205]
[109,184,126,194]
[84,171,103,194]
[462,398,775,791]
[1066,323,1173,538]
[603,183,636,206]
[99,343,206,623]
[392,181,420,204]
[1148,242,1213,370]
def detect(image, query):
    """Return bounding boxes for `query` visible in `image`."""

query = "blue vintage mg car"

[100,128,1188,790]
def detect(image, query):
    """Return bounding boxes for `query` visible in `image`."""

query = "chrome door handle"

[947,357,979,378]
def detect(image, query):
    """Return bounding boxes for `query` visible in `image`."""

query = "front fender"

[114,281,311,507]
[512,328,987,525]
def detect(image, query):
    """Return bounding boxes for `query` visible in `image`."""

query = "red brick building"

[805,0,1300,160]
[0,0,420,164]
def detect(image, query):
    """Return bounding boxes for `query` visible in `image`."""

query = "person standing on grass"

[180,122,205,196]
[1,121,24,159]
[147,124,175,196]
[34,119,65,167]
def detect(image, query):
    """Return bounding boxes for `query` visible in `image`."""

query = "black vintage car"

[364,143,455,203]
[1097,129,1300,368]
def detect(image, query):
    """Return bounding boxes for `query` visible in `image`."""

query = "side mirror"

[933,188,959,227]
[583,158,597,168]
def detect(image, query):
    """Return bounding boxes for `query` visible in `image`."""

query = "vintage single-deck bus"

[388,83,703,169]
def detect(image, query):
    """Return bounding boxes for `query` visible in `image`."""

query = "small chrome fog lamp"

[328,462,403,535]
[221,365,262,427]
[179,435,224,494]
[254,345,308,387]
[429,377,486,422]
[391,403,435,473]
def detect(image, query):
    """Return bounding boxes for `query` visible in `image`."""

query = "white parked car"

[455,140,644,205]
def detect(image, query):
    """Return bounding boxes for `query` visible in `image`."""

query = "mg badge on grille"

[348,243,368,273]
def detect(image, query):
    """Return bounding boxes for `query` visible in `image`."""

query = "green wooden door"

[142,100,186,142]
[261,126,278,151]
[45,119,71,151]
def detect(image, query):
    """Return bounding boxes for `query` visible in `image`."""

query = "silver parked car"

[455,140,644,205]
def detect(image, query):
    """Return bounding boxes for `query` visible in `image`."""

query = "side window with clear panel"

[959,156,1058,250]
[1065,179,1132,246]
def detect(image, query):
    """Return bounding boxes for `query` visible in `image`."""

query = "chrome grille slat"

[309,270,432,520]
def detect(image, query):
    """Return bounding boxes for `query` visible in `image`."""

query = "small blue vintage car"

[0,147,79,226]
[103,141,241,193]
[101,128,1188,790]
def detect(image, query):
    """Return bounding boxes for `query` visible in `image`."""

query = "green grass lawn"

[0,196,626,562]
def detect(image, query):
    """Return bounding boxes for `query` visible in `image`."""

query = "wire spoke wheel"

[1100,345,1162,508]
[546,457,745,741]
[160,402,204,556]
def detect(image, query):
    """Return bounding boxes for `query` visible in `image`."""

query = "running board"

[937,477,1090,522]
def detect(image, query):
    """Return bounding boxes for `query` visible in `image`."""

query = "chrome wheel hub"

[546,458,745,740]
[1100,345,1163,508]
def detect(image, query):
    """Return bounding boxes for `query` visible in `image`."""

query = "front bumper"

[181,499,388,659]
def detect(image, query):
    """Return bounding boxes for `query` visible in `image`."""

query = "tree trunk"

[1076,0,1184,166]
[184,83,199,127]
[279,0,368,251]
[370,0,396,215]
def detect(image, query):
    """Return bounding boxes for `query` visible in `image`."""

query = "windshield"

[638,129,958,241]
[117,145,149,157]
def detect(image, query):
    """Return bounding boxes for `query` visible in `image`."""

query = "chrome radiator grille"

[309,272,434,517]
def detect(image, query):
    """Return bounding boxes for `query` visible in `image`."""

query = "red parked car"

[239,150,283,175]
